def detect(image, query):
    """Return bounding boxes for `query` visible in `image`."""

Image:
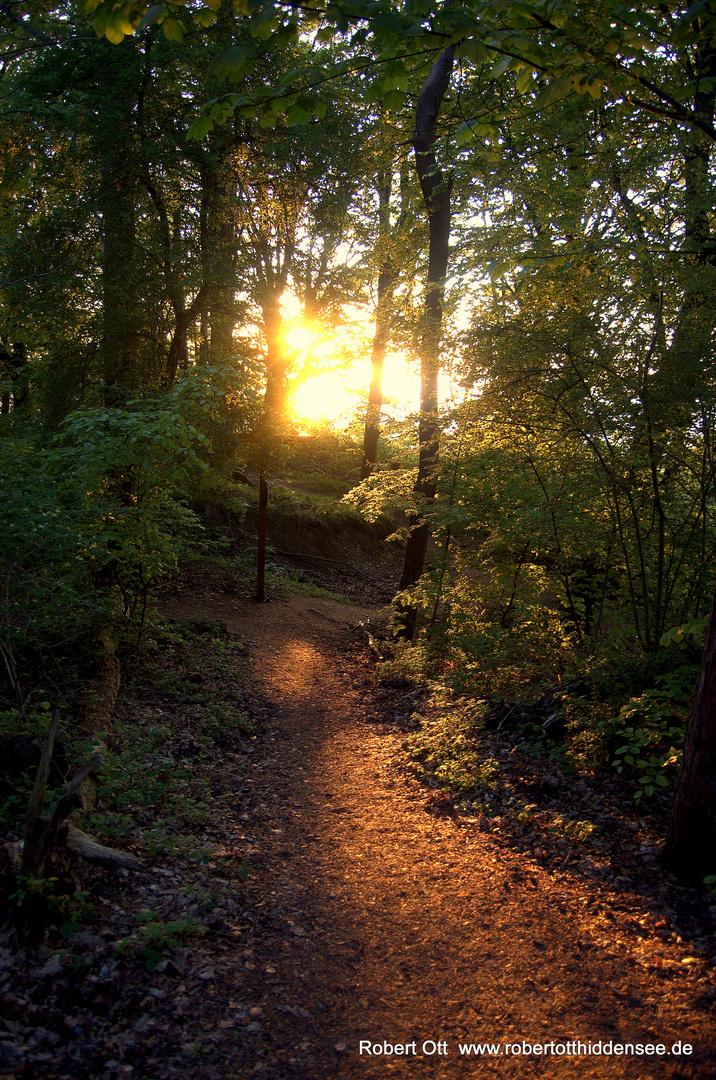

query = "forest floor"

[2,562,716,1079]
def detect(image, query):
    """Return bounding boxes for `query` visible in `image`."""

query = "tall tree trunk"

[261,295,291,424]
[663,22,716,880]
[165,286,209,386]
[361,173,394,479]
[663,582,716,878]
[396,46,454,638]
[97,44,142,399]
[99,136,139,397]
[0,340,9,414]
[200,135,240,366]
[137,46,208,390]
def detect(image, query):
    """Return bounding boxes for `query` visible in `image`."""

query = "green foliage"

[551,814,596,844]
[10,874,95,936]
[117,911,205,971]
[405,705,501,794]
[601,666,697,801]
[82,619,254,852]
[0,436,113,656]
[342,465,419,527]
[0,362,255,670]
[660,618,709,649]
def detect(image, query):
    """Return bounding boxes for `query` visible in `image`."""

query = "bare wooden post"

[256,469,268,602]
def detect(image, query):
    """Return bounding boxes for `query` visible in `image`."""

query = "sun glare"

[292,372,360,423]
[278,292,462,428]
[289,349,458,427]
[285,325,314,354]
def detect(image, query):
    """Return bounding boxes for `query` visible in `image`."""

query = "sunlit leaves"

[455,120,501,150]
[515,66,537,94]
[487,257,513,281]
[80,0,713,151]
[186,85,328,138]
[93,6,135,44]
[574,76,602,99]
[491,54,520,78]
[532,75,573,110]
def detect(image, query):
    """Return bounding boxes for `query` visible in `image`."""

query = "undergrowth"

[385,611,701,813]
[0,616,255,937]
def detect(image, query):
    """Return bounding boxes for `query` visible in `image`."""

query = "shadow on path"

[161,593,713,1080]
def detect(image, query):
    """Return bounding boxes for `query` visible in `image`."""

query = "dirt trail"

[161,591,715,1080]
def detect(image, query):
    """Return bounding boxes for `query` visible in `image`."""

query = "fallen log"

[64,825,139,871]
[18,716,137,879]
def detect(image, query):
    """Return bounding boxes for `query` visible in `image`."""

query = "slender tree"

[397,45,454,638]
[361,171,393,479]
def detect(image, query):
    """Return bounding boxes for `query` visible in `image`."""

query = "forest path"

[160,590,711,1080]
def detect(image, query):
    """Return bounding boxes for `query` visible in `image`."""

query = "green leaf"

[515,66,537,94]
[161,17,185,41]
[97,9,135,43]
[186,115,214,140]
[210,103,232,124]
[285,103,311,126]
[488,258,512,280]
[194,9,217,27]
[458,38,494,64]
[382,89,406,112]
[137,4,167,30]
[492,55,518,77]
[253,14,278,39]
[532,75,573,109]
[382,60,409,92]
[210,45,255,81]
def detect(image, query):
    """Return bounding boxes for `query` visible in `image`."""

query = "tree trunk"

[97,47,141,399]
[100,148,138,397]
[361,173,394,479]
[262,295,291,426]
[663,581,716,879]
[661,21,716,878]
[396,46,454,637]
[200,137,240,366]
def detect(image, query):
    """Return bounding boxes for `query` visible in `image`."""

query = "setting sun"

[292,371,361,422]
[285,325,314,355]
[278,293,461,427]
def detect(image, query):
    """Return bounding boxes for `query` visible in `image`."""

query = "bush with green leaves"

[601,665,698,801]
[0,361,258,670]
[403,702,501,795]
